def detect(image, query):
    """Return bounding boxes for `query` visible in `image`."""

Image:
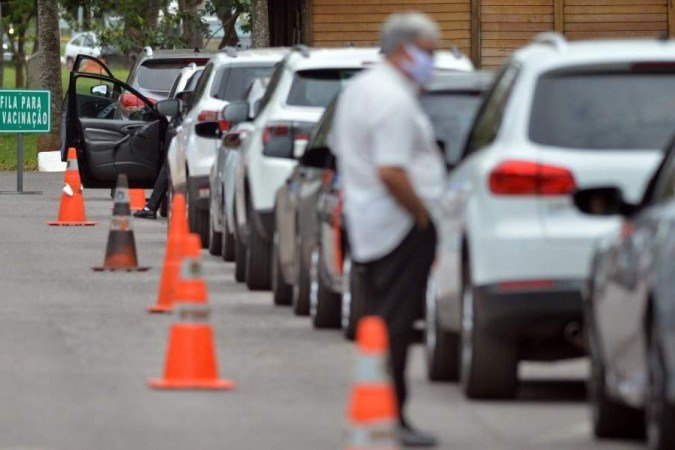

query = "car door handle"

[122,124,144,135]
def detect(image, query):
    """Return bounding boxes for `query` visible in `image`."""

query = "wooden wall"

[301,0,675,69]
[310,0,472,55]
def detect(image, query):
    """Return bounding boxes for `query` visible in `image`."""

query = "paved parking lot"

[0,172,642,450]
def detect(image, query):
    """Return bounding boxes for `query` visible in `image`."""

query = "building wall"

[310,0,471,55]
[298,0,675,69]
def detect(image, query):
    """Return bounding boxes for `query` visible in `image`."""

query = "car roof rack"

[221,46,238,57]
[532,32,567,51]
[144,46,154,56]
[292,44,310,58]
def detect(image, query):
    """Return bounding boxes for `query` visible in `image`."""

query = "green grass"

[0,65,130,170]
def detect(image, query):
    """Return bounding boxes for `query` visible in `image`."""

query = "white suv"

[233,46,382,290]
[426,34,669,399]
[167,48,287,245]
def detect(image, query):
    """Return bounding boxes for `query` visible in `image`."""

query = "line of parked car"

[62,33,675,450]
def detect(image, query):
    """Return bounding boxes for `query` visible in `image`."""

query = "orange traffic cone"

[148,233,235,390]
[48,148,97,226]
[345,316,400,450]
[129,189,146,211]
[93,174,149,272]
[147,194,189,313]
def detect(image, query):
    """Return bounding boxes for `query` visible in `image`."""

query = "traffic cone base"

[147,322,234,391]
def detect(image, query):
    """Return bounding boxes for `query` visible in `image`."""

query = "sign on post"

[0,89,51,195]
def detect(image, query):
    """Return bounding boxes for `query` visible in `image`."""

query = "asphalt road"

[0,172,643,450]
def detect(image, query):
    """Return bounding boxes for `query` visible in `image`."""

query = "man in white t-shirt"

[332,12,444,448]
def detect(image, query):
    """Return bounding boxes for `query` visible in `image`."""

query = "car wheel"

[310,247,341,329]
[425,276,460,382]
[585,295,644,439]
[647,320,675,450]
[233,208,247,283]
[460,260,518,399]
[272,229,293,306]
[292,233,311,316]
[208,212,223,256]
[221,216,235,262]
[188,190,209,249]
[245,209,272,291]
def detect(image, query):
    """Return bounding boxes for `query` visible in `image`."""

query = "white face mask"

[400,45,435,86]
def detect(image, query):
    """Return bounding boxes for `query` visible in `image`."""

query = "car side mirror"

[91,84,109,97]
[300,146,332,169]
[174,91,193,107]
[573,187,636,216]
[222,102,249,125]
[156,99,180,117]
[195,121,223,140]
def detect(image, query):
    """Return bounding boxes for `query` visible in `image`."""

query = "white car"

[426,33,669,399]
[230,46,383,291]
[64,32,101,68]
[167,48,287,246]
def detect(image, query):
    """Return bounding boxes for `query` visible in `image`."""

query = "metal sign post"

[0,89,50,195]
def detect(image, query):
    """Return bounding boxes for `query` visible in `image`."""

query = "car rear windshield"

[287,69,359,108]
[211,65,275,102]
[530,71,675,150]
[136,59,210,93]
[421,91,484,164]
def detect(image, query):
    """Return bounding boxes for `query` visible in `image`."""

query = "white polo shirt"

[331,63,445,263]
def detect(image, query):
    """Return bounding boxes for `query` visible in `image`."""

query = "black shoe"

[133,207,157,220]
[399,424,438,448]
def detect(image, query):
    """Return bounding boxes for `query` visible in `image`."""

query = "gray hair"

[380,12,440,56]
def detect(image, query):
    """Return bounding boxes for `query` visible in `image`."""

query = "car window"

[421,91,484,166]
[168,74,183,100]
[309,99,337,151]
[136,61,192,93]
[530,72,675,150]
[212,65,275,102]
[257,61,284,114]
[463,63,520,157]
[71,36,83,46]
[647,144,675,204]
[84,34,97,47]
[74,76,153,122]
[286,69,359,108]
[191,64,214,106]
[186,70,203,91]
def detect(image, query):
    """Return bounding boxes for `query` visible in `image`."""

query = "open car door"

[64,55,166,189]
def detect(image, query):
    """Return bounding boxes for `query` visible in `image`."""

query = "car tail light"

[198,109,230,131]
[488,160,576,196]
[262,121,315,159]
[120,92,142,110]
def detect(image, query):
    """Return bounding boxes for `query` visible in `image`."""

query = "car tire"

[425,276,460,382]
[292,234,311,316]
[585,295,644,439]
[208,213,223,256]
[310,247,341,329]
[245,209,272,291]
[221,216,235,262]
[272,229,293,306]
[233,208,247,283]
[647,320,675,450]
[460,260,518,399]
[188,190,209,249]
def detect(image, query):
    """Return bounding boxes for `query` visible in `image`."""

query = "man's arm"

[378,166,429,228]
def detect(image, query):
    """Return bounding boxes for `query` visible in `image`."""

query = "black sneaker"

[133,207,157,220]
[399,424,438,448]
